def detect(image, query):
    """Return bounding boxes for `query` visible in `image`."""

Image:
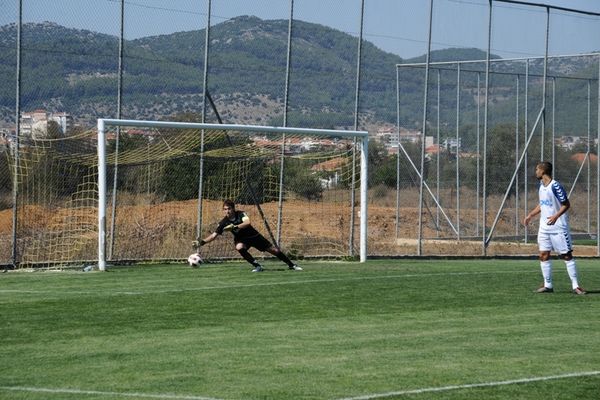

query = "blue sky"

[1,0,599,59]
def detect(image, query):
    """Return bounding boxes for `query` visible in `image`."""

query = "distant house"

[49,112,73,134]
[442,137,461,153]
[252,136,346,154]
[376,127,432,155]
[555,135,598,150]
[19,109,73,138]
[311,157,347,189]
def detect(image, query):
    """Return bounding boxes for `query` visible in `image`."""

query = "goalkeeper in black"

[195,199,302,272]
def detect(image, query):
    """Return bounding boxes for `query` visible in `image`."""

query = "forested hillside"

[0,17,596,133]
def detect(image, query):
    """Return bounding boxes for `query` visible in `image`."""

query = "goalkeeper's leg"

[270,247,294,268]
[265,246,302,270]
[236,243,261,269]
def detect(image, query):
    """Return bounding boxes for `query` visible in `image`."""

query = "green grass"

[573,239,598,246]
[1,259,599,399]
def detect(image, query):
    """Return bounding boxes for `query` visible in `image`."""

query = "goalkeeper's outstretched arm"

[193,232,218,248]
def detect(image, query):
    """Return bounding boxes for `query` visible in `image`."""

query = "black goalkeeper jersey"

[215,210,261,240]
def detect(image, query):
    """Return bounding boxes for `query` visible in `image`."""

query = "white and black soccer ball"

[187,253,203,268]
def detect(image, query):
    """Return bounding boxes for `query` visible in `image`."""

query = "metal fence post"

[108,0,125,261]
[11,0,23,268]
[276,0,294,247]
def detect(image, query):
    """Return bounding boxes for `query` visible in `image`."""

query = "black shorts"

[235,234,272,251]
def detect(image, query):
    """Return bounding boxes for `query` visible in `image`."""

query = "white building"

[19,110,73,138]
[49,112,73,134]
[442,137,461,153]
[375,127,432,154]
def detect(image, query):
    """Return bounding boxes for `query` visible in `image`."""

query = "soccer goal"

[97,119,369,270]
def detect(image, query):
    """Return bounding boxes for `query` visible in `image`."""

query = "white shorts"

[537,230,573,254]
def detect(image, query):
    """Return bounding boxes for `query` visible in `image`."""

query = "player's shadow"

[261,268,296,272]
[583,289,600,294]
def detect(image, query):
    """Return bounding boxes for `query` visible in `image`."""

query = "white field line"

[2,371,599,400]
[0,385,223,400]
[0,269,530,296]
[336,371,600,400]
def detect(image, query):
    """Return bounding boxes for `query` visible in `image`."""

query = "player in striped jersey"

[523,161,585,294]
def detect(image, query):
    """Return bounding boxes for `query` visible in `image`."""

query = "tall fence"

[1,0,599,267]
[397,53,600,256]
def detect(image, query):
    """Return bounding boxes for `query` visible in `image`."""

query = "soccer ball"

[187,253,203,268]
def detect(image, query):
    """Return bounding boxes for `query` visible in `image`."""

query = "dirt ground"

[1,198,598,263]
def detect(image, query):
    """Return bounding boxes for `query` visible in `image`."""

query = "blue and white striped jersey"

[538,179,569,233]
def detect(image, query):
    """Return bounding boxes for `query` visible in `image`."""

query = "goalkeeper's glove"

[223,224,235,232]
[192,239,206,248]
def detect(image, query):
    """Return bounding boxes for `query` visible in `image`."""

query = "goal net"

[97,119,368,269]
[4,129,98,267]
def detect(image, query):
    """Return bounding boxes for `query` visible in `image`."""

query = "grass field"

[1,259,599,400]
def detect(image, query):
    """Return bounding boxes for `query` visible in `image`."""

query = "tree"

[486,123,518,196]
[367,140,426,189]
[283,158,323,201]
[46,120,62,139]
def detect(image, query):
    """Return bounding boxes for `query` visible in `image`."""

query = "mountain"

[0,18,405,128]
[404,47,497,64]
[0,18,596,135]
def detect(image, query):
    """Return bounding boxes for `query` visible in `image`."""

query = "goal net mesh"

[104,124,362,264]
[8,122,363,267]
[8,130,98,266]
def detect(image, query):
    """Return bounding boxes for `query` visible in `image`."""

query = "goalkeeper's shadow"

[254,268,297,272]
[582,289,600,294]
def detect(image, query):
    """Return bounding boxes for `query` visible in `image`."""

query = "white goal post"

[97,119,369,270]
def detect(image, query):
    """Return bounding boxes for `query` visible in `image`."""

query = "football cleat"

[289,264,303,271]
[572,287,587,295]
[251,264,264,273]
[535,285,554,293]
